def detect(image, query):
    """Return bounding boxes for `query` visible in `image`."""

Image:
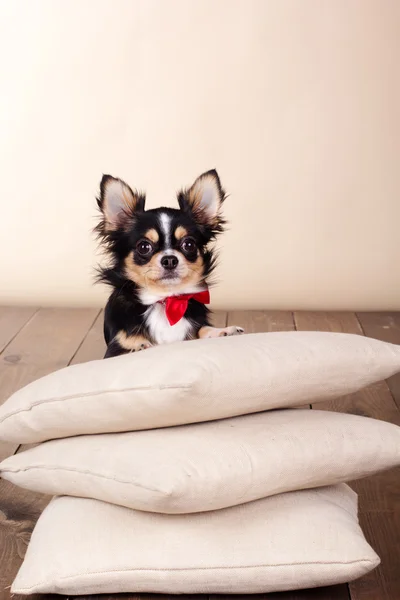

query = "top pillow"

[0,331,399,443]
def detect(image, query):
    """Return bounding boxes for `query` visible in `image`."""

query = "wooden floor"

[0,307,400,600]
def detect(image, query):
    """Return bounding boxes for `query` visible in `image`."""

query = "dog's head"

[96,170,226,300]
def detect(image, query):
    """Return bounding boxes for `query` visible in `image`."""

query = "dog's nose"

[161,255,179,270]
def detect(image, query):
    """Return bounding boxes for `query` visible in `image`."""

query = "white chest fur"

[145,303,192,345]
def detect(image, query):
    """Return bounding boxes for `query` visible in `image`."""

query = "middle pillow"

[2,408,400,514]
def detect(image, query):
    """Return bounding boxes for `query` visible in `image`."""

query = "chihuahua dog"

[95,169,244,358]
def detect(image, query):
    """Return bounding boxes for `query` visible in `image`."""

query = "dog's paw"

[131,340,153,352]
[199,326,244,339]
[218,326,245,337]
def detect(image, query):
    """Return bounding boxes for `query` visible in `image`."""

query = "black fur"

[102,290,211,358]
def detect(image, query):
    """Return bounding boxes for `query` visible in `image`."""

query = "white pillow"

[12,484,379,595]
[2,409,400,514]
[0,331,400,443]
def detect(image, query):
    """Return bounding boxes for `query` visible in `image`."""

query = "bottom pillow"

[13,484,379,595]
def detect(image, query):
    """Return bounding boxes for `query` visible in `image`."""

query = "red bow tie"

[159,289,210,326]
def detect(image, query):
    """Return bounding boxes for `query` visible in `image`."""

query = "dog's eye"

[181,238,197,254]
[136,240,153,256]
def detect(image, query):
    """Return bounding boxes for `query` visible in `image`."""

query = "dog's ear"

[178,169,226,230]
[98,175,145,230]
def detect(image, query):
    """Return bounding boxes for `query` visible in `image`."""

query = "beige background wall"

[0,0,399,310]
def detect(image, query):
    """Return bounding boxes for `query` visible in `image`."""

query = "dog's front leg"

[104,331,154,359]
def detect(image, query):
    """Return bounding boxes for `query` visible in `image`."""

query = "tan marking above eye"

[174,226,188,240]
[144,228,159,243]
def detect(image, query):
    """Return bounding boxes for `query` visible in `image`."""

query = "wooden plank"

[70,310,106,365]
[77,596,206,600]
[210,310,228,328]
[227,310,295,332]
[0,308,99,600]
[71,590,350,600]
[0,307,99,461]
[0,307,100,407]
[357,312,400,411]
[0,306,38,354]
[353,511,400,600]
[0,482,51,599]
[81,591,348,600]
[211,587,349,600]
[0,306,39,461]
[293,312,400,423]
[269,589,350,600]
[294,311,362,335]
[294,311,400,600]
[356,312,400,344]
[72,596,206,600]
